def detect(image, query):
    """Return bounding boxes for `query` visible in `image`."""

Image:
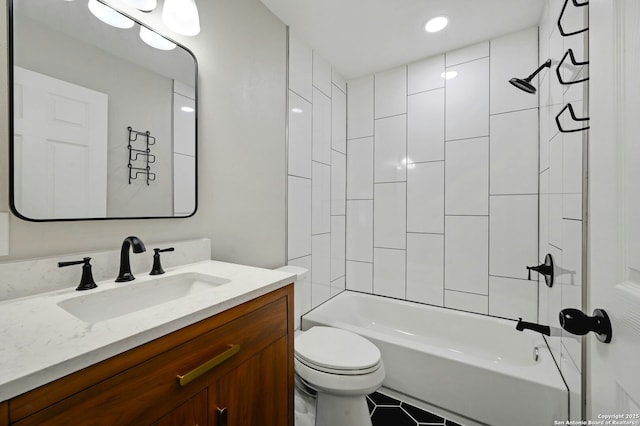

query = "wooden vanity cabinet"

[5,285,294,426]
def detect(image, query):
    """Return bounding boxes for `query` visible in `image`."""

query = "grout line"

[347,135,375,142]
[408,159,445,165]
[374,112,407,121]
[489,106,539,117]
[288,87,312,105]
[406,231,445,235]
[288,173,312,181]
[444,214,489,217]
[443,288,489,297]
[287,253,311,262]
[405,64,409,300]
[407,86,445,97]
[445,135,490,143]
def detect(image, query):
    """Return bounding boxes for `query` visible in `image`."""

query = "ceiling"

[260,0,546,79]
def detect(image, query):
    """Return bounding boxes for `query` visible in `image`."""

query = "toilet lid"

[295,327,381,372]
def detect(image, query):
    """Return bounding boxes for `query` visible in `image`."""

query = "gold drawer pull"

[177,344,241,386]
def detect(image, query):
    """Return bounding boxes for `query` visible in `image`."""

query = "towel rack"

[555,103,589,133]
[556,48,589,85]
[127,127,156,185]
[557,0,589,37]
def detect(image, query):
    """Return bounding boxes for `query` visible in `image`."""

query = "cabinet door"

[210,337,289,426]
[152,390,208,426]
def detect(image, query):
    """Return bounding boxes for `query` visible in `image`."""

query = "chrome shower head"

[509,59,552,94]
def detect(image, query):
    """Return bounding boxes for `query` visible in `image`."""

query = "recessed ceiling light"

[425,16,448,33]
[440,71,458,80]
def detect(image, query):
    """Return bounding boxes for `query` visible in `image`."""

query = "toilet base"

[315,392,372,426]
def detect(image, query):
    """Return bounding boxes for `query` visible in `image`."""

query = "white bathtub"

[301,291,568,426]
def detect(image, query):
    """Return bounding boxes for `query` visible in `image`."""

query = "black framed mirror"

[9,0,198,221]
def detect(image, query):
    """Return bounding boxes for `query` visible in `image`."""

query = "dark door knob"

[559,308,612,343]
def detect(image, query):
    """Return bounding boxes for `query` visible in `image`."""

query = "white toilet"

[295,326,385,426]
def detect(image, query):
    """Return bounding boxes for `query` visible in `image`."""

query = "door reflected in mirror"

[10,0,197,220]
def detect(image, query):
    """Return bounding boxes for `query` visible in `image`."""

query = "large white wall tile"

[375,66,407,118]
[540,106,551,172]
[549,28,564,106]
[490,109,538,195]
[312,51,332,97]
[561,219,582,286]
[563,194,582,220]
[374,183,407,249]
[288,91,312,179]
[287,176,311,260]
[445,138,489,215]
[489,195,538,280]
[407,233,444,306]
[490,27,539,114]
[312,234,331,286]
[374,248,406,299]
[312,162,331,234]
[331,151,346,215]
[407,162,444,233]
[313,88,331,165]
[331,215,346,280]
[408,55,444,94]
[563,131,582,194]
[347,76,374,139]
[347,137,374,199]
[445,216,488,294]
[312,284,331,308]
[445,58,489,141]
[408,89,445,162]
[375,115,407,182]
[332,69,347,93]
[488,276,538,320]
[549,133,563,195]
[540,191,550,263]
[346,200,373,262]
[331,276,346,297]
[445,41,489,67]
[288,255,311,329]
[288,32,312,102]
[549,193,563,248]
[332,85,347,154]
[444,290,488,315]
[346,261,373,293]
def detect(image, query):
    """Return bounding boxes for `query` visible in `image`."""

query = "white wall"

[538,0,588,420]
[287,32,347,326]
[345,28,540,320]
[0,0,287,270]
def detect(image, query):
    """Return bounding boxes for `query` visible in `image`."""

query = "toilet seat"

[295,327,382,375]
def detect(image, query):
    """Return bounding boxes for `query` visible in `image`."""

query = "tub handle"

[533,346,540,362]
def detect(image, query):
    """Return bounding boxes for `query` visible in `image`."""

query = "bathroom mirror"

[9,0,197,221]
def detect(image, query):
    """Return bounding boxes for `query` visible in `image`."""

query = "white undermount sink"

[57,272,231,323]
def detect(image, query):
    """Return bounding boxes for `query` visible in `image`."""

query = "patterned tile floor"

[294,387,465,426]
[367,392,464,426]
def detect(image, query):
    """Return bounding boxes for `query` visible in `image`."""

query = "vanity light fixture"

[139,26,177,50]
[440,71,457,80]
[87,0,135,29]
[121,0,157,12]
[424,16,448,33]
[162,0,201,36]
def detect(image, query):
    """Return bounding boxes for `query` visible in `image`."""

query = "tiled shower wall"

[538,0,587,420]
[345,28,541,319]
[286,32,347,327]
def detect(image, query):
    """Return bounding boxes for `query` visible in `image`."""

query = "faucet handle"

[150,247,175,275]
[58,257,98,291]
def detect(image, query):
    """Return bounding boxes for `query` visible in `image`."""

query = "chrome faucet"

[115,236,146,282]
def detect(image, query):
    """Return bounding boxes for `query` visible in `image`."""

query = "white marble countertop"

[0,260,295,402]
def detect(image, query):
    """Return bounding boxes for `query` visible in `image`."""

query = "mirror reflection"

[10,0,197,220]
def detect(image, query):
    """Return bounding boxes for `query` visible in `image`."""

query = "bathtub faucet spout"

[516,318,551,336]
